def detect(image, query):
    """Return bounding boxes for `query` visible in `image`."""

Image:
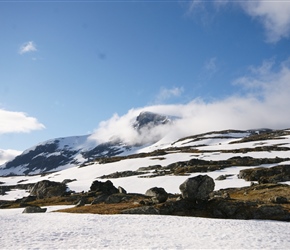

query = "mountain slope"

[1,128,290,201]
[0,111,172,176]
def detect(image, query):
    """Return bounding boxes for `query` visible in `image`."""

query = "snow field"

[1,207,290,249]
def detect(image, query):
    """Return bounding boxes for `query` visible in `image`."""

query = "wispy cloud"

[0,109,45,134]
[19,41,37,55]
[239,1,290,43]
[188,0,290,43]
[90,58,290,145]
[155,87,184,103]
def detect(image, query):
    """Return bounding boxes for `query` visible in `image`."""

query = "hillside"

[1,120,290,221]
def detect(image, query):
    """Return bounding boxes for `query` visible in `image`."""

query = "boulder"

[145,187,168,203]
[179,175,215,201]
[90,180,118,195]
[22,206,47,213]
[30,180,67,199]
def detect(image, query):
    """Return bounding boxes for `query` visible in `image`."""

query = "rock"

[91,194,109,204]
[75,198,86,207]
[105,193,127,204]
[271,196,288,204]
[179,175,215,201]
[118,186,127,194]
[30,180,67,199]
[62,179,77,184]
[22,206,47,213]
[121,206,160,215]
[90,180,118,195]
[145,187,168,203]
[238,165,290,183]
[215,175,226,180]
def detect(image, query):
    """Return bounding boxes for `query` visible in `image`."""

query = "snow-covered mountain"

[1,126,290,200]
[0,111,172,176]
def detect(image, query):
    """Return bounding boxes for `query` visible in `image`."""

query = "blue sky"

[1,0,290,153]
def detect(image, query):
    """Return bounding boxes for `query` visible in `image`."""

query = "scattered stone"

[22,206,47,213]
[145,187,168,203]
[179,175,215,201]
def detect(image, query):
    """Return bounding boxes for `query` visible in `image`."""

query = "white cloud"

[19,41,37,55]
[0,109,45,134]
[91,58,290,145]
[239,0,290,43]
[155,87,184,103]
[0,149,22,165]
[188,0,290,43]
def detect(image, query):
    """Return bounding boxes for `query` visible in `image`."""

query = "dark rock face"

[145,187,168,203]
[22,206,47,213]
[238,165,290,183]
[90,180,118,195]
[179,175,215,201]
[133,111,170,131]
[121,206,160,215]
[30,180,67,199]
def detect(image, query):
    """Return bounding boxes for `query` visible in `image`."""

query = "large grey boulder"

[30,180,67,199]
[22,206,47,213]
[145,187,168,203]
[179,175,215,201]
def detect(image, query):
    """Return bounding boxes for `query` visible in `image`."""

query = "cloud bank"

[91,59,290,145]
[19,41,37,55]
[0,109,45,134]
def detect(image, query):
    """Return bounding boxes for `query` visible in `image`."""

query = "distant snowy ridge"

[0,111,172,176]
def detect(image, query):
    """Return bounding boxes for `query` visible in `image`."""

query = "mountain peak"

[133,111,170,130]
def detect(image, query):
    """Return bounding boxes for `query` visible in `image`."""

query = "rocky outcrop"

[30,180,67,199]
[22,206,47,213]
[145,187,168,203]
[179,175,215,201]
[238,164,290,183]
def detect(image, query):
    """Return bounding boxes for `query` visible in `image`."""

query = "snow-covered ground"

[1,206,290,249]
[1,133,290,200]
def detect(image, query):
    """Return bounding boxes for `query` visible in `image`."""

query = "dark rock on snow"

[22,206,47,213]
[30,180,67,199]
[179,175,215,201]
[90,180,118,195]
